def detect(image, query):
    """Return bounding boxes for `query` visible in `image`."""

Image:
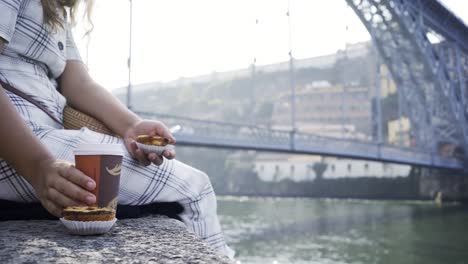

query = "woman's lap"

[0,127,212,205]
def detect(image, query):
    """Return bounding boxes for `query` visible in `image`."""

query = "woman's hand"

[30,159,97,217]
[123,120,176,166]
[0,87,96,218]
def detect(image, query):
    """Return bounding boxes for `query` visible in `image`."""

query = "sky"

[73,0,468,91]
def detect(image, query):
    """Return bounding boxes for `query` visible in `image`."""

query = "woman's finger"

[151,122,176,144]
[130,141,150,166]
[136,148,151,166]
[59,164,96,191]
[162,130,176,144]
[148,153,157,162]
[43,199,62,218]
[148,153,164,166]
[128,140,139,157]
[52,176,96,205]
[48,188,79,208]
[164,133,176,144]
[162,148,176,160]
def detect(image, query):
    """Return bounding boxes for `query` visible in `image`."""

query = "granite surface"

[0,216,232,264]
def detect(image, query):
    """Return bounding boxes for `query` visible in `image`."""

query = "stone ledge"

[0,216,232,263]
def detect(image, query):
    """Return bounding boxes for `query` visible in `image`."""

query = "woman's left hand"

[123,120,176,166]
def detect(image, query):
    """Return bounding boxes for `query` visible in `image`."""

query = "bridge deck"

[137,112,463,170]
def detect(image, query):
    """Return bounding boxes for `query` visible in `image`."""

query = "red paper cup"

[74,144,124,209]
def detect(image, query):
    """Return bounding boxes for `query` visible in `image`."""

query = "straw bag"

[1,80,114,136]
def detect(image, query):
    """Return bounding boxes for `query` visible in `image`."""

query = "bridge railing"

[136,111,291,147]
[135,110,463,168]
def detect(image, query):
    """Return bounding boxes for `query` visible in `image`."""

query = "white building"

[253,154,411,182]
[253,154,322,182]
[322,158,411,179]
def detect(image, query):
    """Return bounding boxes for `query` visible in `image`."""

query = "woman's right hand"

[30,159,97,217]
[0,86,96,218]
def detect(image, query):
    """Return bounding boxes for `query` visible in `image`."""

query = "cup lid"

[74,144,125,156]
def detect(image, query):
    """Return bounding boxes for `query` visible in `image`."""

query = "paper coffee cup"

[74,144,124,209]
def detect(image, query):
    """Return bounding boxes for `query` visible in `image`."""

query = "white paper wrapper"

[136,142,174,156]
[60,218,117,235]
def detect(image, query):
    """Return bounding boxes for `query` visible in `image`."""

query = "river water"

[217,196,468,264]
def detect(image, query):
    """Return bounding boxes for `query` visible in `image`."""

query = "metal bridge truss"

[136,111,462,169]
[346,0,468,158]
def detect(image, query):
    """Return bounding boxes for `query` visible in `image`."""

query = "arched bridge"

[130,0,467,170]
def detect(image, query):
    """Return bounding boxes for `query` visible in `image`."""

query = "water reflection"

[218,197,468,264]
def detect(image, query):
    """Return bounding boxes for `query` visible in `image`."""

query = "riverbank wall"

[218,167,468,202]
[220,168,420,200]
[418,167,468,202]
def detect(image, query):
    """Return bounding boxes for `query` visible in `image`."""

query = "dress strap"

[0,80,62,125]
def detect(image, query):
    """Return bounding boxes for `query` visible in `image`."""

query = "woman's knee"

[195,169,212,188]
[173,159,212,186]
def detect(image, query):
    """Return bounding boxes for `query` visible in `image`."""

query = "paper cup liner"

[136,142,174,155]
[60,218,117,235]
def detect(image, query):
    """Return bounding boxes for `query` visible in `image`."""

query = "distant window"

[383,163,389,171]
[331,165,335,172]
[364,163,369,171]
[347,164,352,172]
[290,165,295,172]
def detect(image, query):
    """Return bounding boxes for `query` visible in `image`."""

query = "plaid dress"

[0,0,233,258]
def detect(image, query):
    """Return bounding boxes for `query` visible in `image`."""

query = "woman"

[0,0,233,258]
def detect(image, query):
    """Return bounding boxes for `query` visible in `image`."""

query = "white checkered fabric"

[0,0,233,258]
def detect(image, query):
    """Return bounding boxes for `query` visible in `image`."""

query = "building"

[253,154,322,182]
[273,84,373,135]
[388,117,411,146]
[267,41,377,137]
[253,154,411,182]
[322,158,411,179]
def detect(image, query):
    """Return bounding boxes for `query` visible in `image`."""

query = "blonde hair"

[41,0,94,33]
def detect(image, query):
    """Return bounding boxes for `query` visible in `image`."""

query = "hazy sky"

[73,0,468,91]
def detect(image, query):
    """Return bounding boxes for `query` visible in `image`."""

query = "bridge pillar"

[417,167,468,202]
